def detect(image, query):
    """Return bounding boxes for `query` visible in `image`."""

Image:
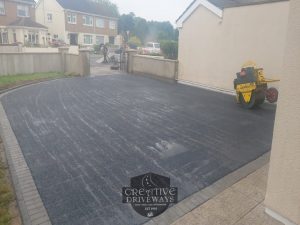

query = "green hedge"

[160,40,178,60]
[128,36,142,49]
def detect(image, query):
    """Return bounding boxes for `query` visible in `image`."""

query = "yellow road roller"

[234,61,279,109]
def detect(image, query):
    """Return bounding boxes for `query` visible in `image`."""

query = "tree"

[147,21,175,42]
[118,13,178,44]
[134,17,148,44]
[118,13,135,42]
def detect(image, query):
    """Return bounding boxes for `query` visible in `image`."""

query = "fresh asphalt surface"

[1,75,276,225]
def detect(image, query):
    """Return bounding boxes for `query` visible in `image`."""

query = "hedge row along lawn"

[0,72,68,91]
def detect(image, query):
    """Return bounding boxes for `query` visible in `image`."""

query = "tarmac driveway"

[1,75,276,225]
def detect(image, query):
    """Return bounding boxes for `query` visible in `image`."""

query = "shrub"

[160,40,178,60]
[128,36,142,49]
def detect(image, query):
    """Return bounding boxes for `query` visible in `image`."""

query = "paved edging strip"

[0,102,51,225]
[144,152,270,225]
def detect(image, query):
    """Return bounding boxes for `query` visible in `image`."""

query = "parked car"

[139,42,161,55]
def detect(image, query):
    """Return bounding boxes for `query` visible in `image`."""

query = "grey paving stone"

[39,221,52,225]
[170,205,186,218]
[22,185,37,192]
[30,211,48,221]
[27,202,44,211]
[20,182,36,190]
[153,212,175,225]
[31,216,49,225]
[23,189,38,197]
[29,207,46,217]
[175,202,192,214]
[143,220,157,225]
[24,196,42,206]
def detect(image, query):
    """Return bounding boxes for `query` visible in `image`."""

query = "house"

[176,0,290,91]
[36,0,119,46]
[0,0,48,46]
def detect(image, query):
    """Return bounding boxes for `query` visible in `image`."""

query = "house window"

[0,1,5,15]
[17,5,29,17]
[84,35,93,44]
[28,31,39,44]
[83,15,93,26]
[109,20,116,30]
[96,36,104,45]
[47,13,53,22]
[0,31,8,44]
[67,13,76,24]
[96,18,104,28]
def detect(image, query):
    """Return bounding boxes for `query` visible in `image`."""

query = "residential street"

[1,75,276,225]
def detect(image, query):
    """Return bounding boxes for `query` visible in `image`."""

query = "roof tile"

[8,18,48,29]
[57,0,118,18]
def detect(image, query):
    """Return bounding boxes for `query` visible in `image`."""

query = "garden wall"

[0,49,90,76]
[127,52,178,80]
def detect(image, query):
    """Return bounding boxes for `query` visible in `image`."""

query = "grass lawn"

[0,140,14,225]
[0,167,13,225]
[0,72,66,90]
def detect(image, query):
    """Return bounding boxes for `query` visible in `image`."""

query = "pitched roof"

[208,0,288,9]
[8,18,48,29]
[176,0,288,26]
[56,0,118,18]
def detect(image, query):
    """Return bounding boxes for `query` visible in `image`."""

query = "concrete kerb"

[144,152,270,225]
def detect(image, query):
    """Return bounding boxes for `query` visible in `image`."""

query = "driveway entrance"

[90,53,124,76]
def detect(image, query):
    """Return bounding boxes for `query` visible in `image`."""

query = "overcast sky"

[111,0,192,26]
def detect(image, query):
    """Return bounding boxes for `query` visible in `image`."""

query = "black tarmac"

[1,75,276,225]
